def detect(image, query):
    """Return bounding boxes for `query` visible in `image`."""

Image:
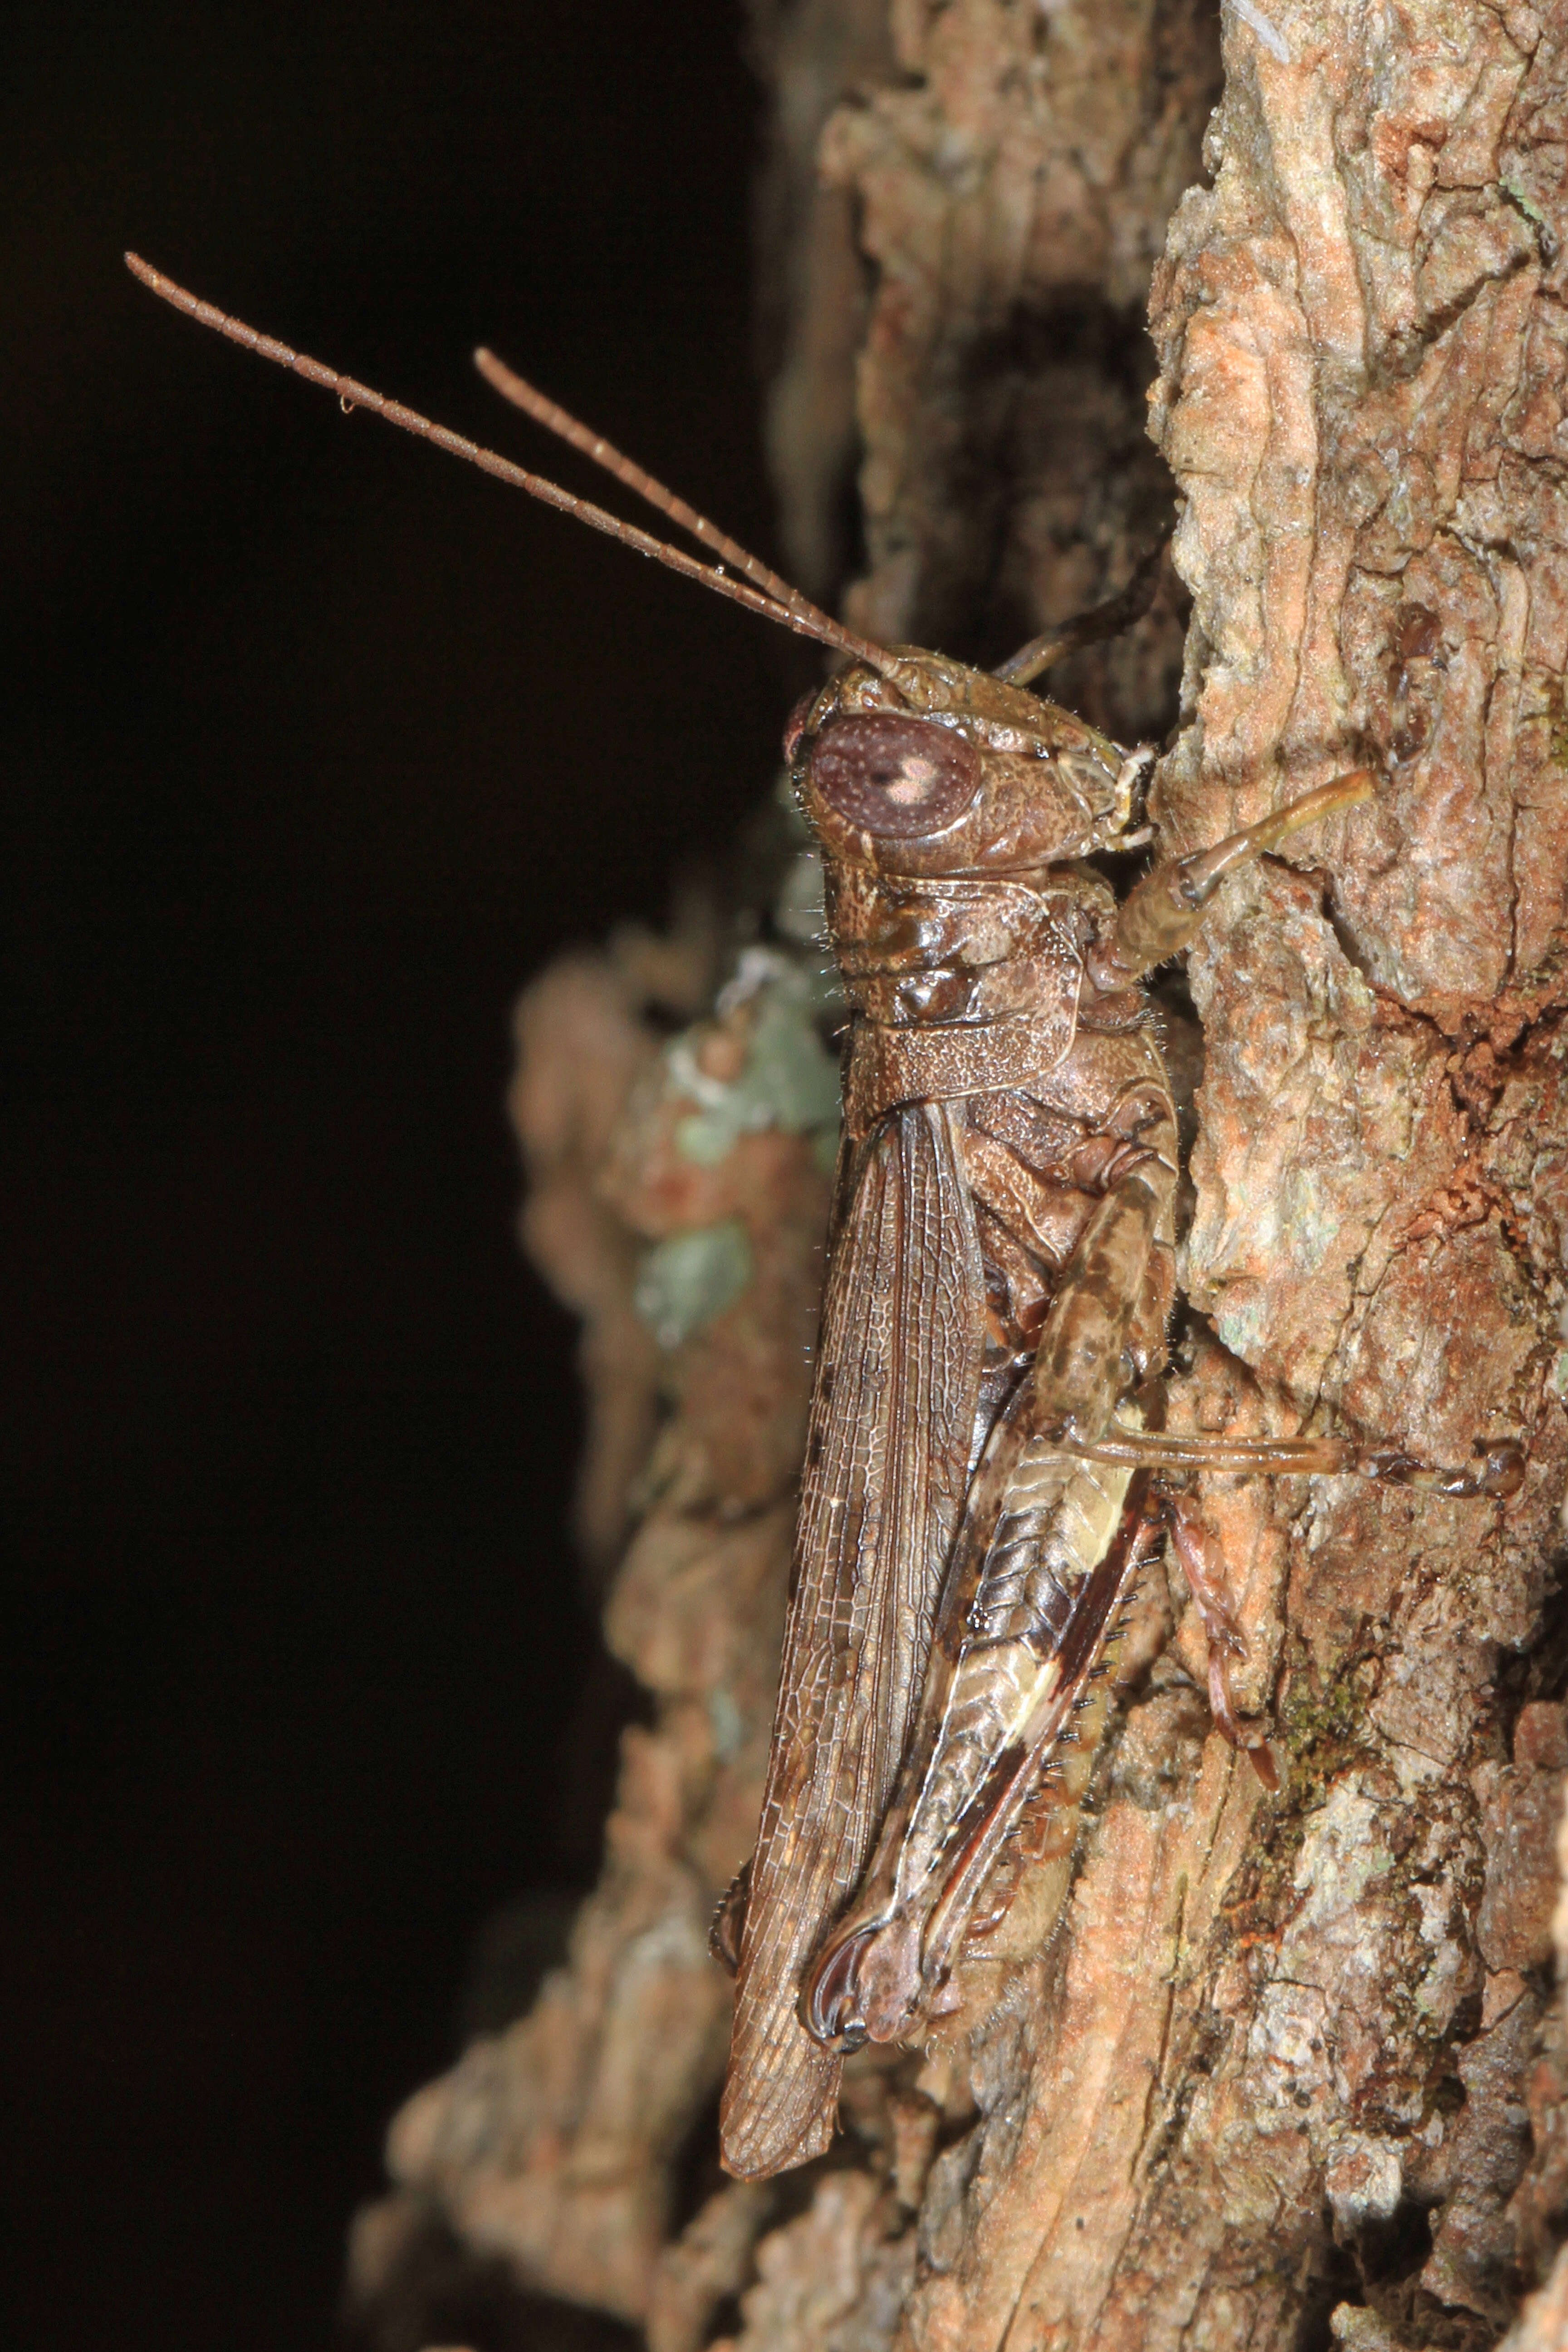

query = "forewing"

[719,1101,985,2179]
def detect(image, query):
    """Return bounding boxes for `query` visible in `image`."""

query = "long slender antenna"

[475,346,866,659]
[125,255,897,672]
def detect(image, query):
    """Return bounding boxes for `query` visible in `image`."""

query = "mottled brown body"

[720,651,1188,2180]
[713,648,1497,2184]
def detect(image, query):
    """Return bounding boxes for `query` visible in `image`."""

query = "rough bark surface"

[346,902,838,2337]
[348,5,1568,2348]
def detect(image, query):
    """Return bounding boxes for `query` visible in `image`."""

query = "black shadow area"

[3,7,782,2345]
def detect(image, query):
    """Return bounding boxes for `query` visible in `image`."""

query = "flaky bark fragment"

[348,923,836,2333]
[764,0,1222,742]
[749,0,894,601]
[354,4,1568,2347]
[507,932,704,1582]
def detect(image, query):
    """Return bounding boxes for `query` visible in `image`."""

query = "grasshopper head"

[789,649,1142,879]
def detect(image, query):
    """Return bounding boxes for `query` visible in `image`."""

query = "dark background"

[6,7,789,2344]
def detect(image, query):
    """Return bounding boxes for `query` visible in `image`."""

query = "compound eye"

[809,714,980,838]
[781,690,817,764]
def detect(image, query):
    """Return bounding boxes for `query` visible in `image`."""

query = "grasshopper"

[127,253,1525,2187]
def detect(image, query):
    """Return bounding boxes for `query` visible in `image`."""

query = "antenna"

[474,347,858,656]
[125,255,897,674]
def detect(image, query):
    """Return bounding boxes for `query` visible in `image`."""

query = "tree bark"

[347,5,1568,2348]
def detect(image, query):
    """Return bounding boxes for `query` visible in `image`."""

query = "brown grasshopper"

[714,665,1521,2179]
[126,253,1525,2188]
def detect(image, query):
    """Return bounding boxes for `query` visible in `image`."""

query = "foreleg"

[1088,769,1377,992]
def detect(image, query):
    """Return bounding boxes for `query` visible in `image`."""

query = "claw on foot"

[1164,1486,1279,1788]
[1362,1436,1525,1499]
[803,1913,925,2052]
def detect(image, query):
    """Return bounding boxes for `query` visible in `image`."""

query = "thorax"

[825,862,1101,1030]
